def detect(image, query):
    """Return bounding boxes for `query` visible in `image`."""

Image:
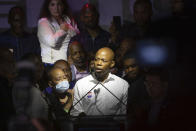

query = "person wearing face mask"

[44,67,74,129]
[38,0,79,67]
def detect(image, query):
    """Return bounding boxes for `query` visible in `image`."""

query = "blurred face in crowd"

[172,0,185,15]
[94,48,114,81]
[48,0,64,18]
[123,58,139,79]
[54,60,72,82]
[145,74,167,100]
[34,57,44,82]
[134,2,152,26]
[81,7,99,29]
[70,42,86,69]
[0,49,16,83]
[89,60,95,72]
[9,10,24,36]
[109,21,116,34]
[49,68,67,87]
[115,39,135,65]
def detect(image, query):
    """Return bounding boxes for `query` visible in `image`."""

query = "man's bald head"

[94,47,115,82]
[54,60,69,67]
[68,41,86,69]
[96,47,115,61]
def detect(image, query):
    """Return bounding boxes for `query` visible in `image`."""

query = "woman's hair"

[39,0,71,19]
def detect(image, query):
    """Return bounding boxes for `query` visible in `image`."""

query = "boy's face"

[50,68,67,87]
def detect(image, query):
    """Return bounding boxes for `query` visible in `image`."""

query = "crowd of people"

[0,0,196,131]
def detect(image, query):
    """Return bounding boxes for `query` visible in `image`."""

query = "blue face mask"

[55,80,69,93]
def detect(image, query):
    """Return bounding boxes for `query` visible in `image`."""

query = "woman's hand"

[59,89,74,111]
[60,22,70,32]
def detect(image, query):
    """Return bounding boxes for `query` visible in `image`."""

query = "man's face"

[123,58,139,79]
[81,9,98,29]
[10,13,24,35]
[50,68,67,86]
[172,0,185,14]
[54,62,72,82]
[134,3,152,26]
[94,50,113,79]
[70,44,86,68]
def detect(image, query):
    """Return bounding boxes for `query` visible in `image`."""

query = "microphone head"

[94,89,97,94]
[94,88,100,94]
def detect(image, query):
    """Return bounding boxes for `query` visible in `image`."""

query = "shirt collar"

[90,72,115,84]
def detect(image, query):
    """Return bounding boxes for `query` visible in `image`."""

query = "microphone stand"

[72,82,100,107]
[94,88,104,115]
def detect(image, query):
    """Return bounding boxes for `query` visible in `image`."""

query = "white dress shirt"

[37,17,79,64]
[71,73,129,116]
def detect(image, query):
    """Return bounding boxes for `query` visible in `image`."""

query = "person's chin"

[75,62,85,68]
[95,70,103,76]
[86,24,96,29]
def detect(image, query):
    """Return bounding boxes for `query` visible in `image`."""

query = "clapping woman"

[38,0,79,67]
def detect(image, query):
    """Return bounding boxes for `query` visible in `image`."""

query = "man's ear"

[110,60,115,68]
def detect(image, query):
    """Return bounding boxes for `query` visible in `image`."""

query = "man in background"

[0,6,40,61]
[71,47,129,116]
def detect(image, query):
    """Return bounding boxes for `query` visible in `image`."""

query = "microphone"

[72,82,100,108]
[94,88,100,95]
[94,88,104,115]
[92,71,126,106]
